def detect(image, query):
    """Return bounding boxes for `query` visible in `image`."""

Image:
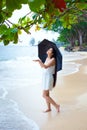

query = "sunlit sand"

[5,51,87,130]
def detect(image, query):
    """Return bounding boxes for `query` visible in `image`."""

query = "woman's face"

[47,48,53,56]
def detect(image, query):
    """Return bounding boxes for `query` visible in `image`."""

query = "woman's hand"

[33,59,40,62]
[33,58,55,68]
[33,59,44,68]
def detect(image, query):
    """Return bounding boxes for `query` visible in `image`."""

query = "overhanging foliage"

[0,0,87,45]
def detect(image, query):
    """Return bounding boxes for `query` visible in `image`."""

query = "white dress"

[42,65,55,91]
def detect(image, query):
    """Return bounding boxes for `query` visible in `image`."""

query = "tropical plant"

[0,0,87,45]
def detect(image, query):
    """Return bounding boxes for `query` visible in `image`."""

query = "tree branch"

[4,20,11,28]
[6,19,14,25]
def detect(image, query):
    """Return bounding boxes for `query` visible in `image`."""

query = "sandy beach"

[5,53,87,130]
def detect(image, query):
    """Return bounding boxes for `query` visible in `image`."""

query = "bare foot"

[43,109,51,113]
[57,105,60,112]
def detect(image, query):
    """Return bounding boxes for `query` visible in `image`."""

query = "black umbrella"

[38,39,62,71]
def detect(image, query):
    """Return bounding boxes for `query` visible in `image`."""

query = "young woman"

[33,48,60,113]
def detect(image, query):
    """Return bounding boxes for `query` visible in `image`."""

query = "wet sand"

[7,56,87,130]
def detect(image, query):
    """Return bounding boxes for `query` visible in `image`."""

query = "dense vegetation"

[52,18,87,49]
[0,0,87,46]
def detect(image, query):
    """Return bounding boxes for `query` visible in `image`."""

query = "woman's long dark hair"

[51,48,57,87]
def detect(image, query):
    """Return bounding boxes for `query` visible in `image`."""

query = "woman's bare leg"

[43,90,51,112]
[43,90,60,112]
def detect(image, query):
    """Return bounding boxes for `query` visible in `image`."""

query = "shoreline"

[5,54,87,130]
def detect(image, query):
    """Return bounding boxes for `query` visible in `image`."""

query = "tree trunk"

[78,31,83,47]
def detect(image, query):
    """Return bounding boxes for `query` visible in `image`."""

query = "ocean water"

[0,45,87,130]
[0,45,37,61]
[0,45,41,90]
[0,45,40,130]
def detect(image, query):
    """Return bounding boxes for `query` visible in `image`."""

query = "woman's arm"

[33,58,55,68]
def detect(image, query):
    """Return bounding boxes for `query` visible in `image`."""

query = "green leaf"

[6,0,28,11]
[3,40,9,46]
[0,13,4,23]
[14,32,18,43]
[77,3,87,10]
[0,24,7,34]
[11,28,18,33]
[28,0,46,12]
[18,29,22,34]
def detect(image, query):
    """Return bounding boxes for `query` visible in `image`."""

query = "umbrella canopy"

[38,39,62,71]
